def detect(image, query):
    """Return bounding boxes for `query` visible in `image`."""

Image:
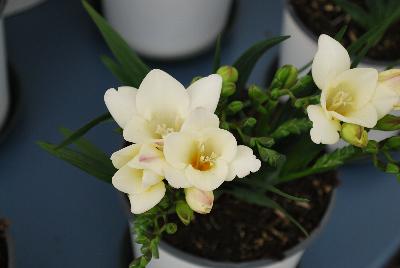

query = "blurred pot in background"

[4,0,45,16]
[0,0,8,133]
[102,0,233,59]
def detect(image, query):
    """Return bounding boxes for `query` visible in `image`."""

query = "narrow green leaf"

[212,35,222,73]
[82,0,150,88]
[100,55,135,85]
[227,187,308,236]
[55,113,112,150]
[233,36,290,88]
[333,0,369,28]
[264,185,309,202]
[374,114,400,131]
[271,118,312,140]
[38,142,115,183]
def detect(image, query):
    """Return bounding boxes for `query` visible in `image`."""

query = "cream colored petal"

[129,182,166,214]
[181,107,220,132]
[163,132,196,169]
[201,128,237,162]
[226,145,261,181]
[187,74,222,113]
[331,103,378,128]
[128,143,165,175]
[142,170,163,189]
[307,105,341,145]
[123,115,156,144]
[136,69,190,119]
[112,165,145,194]
[104,86,138,128]
[163,163,192,188]
[329,68,378,109]
[312,34,351,90]
[372,84,399,120]
[110,144,141,169]
[185,159,228,191]
[379,69,400,94]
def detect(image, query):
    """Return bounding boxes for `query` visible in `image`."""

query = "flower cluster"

[105,69,261,214]
[307,35,400,147]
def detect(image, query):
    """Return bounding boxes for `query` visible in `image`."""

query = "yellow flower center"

[191,143,217,171]
[155,123,175,138]
[326,89,354,115]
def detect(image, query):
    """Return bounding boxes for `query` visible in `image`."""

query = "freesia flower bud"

[217,65,239,83]
[271,65,298,89]
[340,123,368,148]
[221,81,236,97]
[185,187,214,214]
[248,84,267,103]
[175,200,194,225]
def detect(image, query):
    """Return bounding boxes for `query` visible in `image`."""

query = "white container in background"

[0,19,8,133]
[279,2,399,150]
[102,0,232,59]
[4,0,46,16]
[127,192,336,268]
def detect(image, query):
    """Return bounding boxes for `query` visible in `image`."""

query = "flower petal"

[104,86,138,128]
[163,163,192,188]
[123,115,155,144]
[142,170,163,189]
[226,145,261,181]
[164,132,196,170]
[379,69,400,95]
[181,107,220,132]
[307,105,341,145]
[201,128,237,162]
[112,165,144,194]
[328,68,378,109]
[110,144,141,169]
[185,159,228,191]
[136,69,189,119]
[187,74,222,113]
[312,34,351,90]
[372,84,399,120]
[128,143,165,175]
[331,103,378,128]
[129,181,166,214]
[185,187,214,214]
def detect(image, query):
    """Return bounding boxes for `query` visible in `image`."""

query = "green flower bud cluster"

[217,66,238,97]
[271,65,298,90]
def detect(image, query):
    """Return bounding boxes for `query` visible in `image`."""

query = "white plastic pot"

[4,0,46,16]
[102,0,232,59]
[0,19,8,133]
[128,192,336,268]
[279,2,399,150]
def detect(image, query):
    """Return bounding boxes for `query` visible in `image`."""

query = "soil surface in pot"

[164,172,338,262]
[0,219,8,268]
[290,0,400,61]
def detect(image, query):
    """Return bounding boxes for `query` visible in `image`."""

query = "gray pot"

[126,191,336,268]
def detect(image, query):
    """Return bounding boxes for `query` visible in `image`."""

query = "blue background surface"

[0,0,399,267]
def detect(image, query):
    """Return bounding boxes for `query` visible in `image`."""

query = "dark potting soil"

[0,219,8,268]
[290,0,400,62]
[164,172,338,262]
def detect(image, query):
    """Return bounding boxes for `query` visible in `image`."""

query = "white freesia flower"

[377,69,400,110]
[104,69,222,144]
[111,144,165,214]
[308,34,399,144]
[185,187,214,214]
[163,107,261,191]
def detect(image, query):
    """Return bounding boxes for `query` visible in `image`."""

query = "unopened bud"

[228,101,243,114]
[271,65,298,89]
[221,81,236,97]
[217,65,239,83]
[243,117,257,128]
[340,123,368,148]
[175,200,194,225]
[185,188,214,214]
[248,84,267,103]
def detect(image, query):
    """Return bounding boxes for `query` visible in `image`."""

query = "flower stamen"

[191,143,217,171]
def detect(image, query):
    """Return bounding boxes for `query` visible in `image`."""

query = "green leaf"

[312,145,361,170]
[227,187,308,236]
[100,55,135,85]
[333,0,369,28]
[264,185,309,202]
[38,142,115,183]
[271,118,312,140]
[55,113,112,150]
[257,144,286,167]
[374,114,400,131]
[82,0,150,88]
[382,136,400,151]
[212,35,222,73]
[233,36,289,88]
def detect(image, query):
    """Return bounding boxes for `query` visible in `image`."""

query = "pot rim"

[284,0,395,67]
[156,190,336,268]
